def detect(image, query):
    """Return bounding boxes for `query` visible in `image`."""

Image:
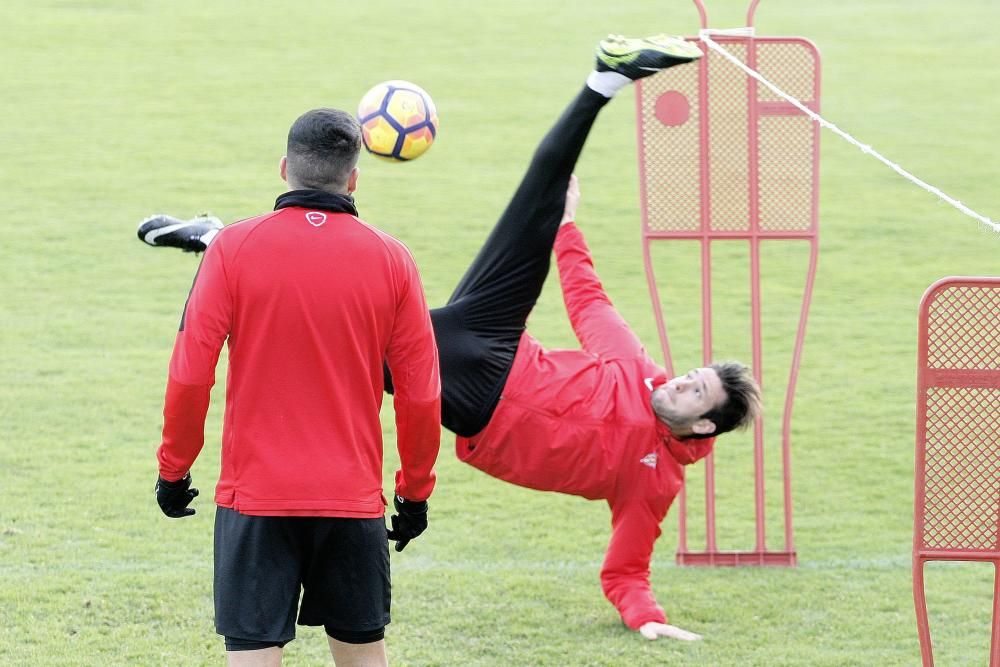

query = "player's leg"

[444,88,604,313]
[214,509,301,665]
[386,84,616,436]
[433,34,702,436]
[446,34,702,311]
[425,87,610,437]
[226,647,282,667]
[297,518,391,667]
[327,637,388,667]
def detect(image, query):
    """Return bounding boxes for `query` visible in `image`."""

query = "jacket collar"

[274,189,359,216]
[656,419,714,465]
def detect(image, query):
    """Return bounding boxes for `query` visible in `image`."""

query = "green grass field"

[2,1,998,664]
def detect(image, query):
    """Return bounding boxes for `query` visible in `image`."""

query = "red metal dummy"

[635,0,820,565]
[913,276,1000,666]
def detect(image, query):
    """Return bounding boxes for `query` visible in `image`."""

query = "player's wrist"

[394,495,428,514]
[157,471,191,488]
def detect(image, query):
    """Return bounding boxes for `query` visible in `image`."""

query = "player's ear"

[690,418,717,436]
[347,166,360,194]
[279,156,288,183]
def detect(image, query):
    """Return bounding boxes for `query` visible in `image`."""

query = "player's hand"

[638,622,702,641]
[155,472,199,518]
[561,174,580,225]
[386,495,428,552]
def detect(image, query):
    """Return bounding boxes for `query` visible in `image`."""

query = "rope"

[697,29,1000,234]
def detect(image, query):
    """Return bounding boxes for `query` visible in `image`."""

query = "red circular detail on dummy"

[654,91,690,127]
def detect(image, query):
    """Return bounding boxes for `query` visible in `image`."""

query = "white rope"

[697,30,1000,234]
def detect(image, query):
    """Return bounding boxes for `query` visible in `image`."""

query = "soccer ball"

[357,80,439,162]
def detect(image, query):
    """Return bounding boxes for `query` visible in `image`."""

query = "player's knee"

[325,625,385,644]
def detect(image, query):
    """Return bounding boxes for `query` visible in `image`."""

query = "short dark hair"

[285,108,362,192]
[693,361,762,439]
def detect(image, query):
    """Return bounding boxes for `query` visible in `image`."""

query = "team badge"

[306,211,327,227]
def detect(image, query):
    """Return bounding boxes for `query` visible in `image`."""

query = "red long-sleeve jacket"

[456,222,713,629]
[156,206,441,517]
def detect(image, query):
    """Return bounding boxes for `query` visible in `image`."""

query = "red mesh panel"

[636,38,819,237]
[927,286,1000,370]
[758,115,815,231]
[922,387,1000,550]
[707,43,750,232]
[756,41,817,102]
[637,56,701,233]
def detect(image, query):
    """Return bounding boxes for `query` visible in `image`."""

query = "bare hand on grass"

[638,622,702,641]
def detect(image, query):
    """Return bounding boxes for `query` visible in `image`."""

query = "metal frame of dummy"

[635,0,820,565]
[913,276,1000,666]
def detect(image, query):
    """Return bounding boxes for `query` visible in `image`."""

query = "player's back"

[210,206,413,516]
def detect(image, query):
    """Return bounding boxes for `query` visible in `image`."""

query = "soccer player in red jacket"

[141,34,761,643]
[152,108,440,665]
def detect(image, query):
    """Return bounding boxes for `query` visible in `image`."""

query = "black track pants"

[387,87,610,436]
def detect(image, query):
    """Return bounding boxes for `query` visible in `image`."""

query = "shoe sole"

[598,34,702,65]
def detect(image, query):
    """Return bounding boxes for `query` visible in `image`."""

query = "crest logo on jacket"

[306,211,327,227]
[640,452,658,469]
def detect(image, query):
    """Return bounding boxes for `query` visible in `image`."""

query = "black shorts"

[213,507,390,645]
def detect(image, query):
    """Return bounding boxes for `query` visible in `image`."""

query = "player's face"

[650,367,726,436]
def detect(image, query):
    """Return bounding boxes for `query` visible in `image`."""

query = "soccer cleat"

[595,34,703,79]
[137,213,223,253]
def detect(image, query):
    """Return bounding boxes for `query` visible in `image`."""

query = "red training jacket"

[157,205,441,517]
[456,222,713,629]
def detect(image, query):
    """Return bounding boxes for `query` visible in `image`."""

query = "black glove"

[155,472,199,518]
[386,495,428,552]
